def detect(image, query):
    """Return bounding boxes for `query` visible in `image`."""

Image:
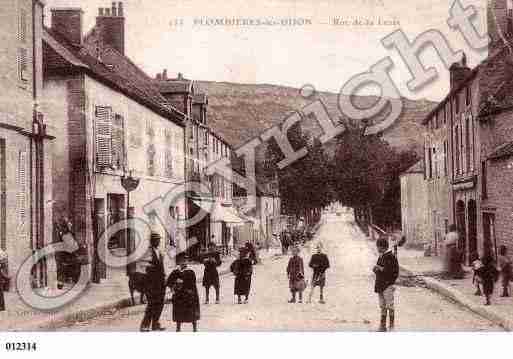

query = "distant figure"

[287,246,306,303]
[498,245,512,298]
[245,242,258,265]
[167,252,201,332]
[307,243,330,304]
[201,243,222,304]
[444,225,464,279]
[471,252,483,296]
[373,237,399,332]
[475,247,499,306]
[0,248,9,312]
[230,248,253,304]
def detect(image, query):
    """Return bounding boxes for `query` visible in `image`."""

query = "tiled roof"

[488,141,513,160]
[43,27,185,126]
[155,79,193,94]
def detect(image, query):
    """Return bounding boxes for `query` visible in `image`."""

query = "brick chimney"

[449,53,472,90]
[50,8,84,45]
[96,2,125,55]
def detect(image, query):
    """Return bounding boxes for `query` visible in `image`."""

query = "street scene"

[55,211,500,332]
[2,0,513,339]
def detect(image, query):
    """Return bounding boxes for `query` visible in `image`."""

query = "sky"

[44,0,489,101]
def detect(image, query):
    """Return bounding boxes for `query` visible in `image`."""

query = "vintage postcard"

[0,0,510,351]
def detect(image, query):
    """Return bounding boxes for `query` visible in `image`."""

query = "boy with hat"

[373,237,399,332]
[307,243,330,304]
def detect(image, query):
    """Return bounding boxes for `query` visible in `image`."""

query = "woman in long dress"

[230,248,253,304]
[167,253,201,332]
[444,225,463,278]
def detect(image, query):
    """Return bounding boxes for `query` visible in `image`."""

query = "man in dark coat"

[167,253,201,332]
[230,248,253,304]
[201,242,222,304]
[140,233,166,332]
[373,237,399,332]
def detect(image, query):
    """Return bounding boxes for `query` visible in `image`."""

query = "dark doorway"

[483,212,497,260]
[93,198,107,282]
[107,194,126,249]
[467,200,477,265]
[456,200,466,253]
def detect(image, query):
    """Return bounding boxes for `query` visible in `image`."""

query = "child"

[307,243,330,304]
[475,248,499,306]
[287,246,306,303]
[373,237,399,332]
[471,252,483,296]
[498,245,512,298]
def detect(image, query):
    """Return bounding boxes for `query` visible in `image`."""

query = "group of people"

[286,244,330,304]
[139,234,260,332]
[471,244,512,306]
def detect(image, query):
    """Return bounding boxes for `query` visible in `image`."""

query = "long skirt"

[234,275,252,296]
[0,290,5,312]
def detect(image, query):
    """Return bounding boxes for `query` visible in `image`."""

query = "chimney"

[163,69,168,80]
[50,8,84,45]
[177,72,183,80]
[449,53,471,90]
[156,73,162,80]
[96,2,125,55]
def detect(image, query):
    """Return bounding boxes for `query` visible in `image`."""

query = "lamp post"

[121,170,140,275]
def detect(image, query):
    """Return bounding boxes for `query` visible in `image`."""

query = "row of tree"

[262,118,419,230]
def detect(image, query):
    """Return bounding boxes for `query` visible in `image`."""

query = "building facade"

[42,3,186,282]
[0,0,54,288]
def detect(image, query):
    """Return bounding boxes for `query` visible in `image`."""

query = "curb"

[364,233,512,331]
[399,263,513,332]
[15,267,234,332]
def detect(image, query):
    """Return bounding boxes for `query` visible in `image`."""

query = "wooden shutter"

[17,151,27,231]
[95,106,113,168]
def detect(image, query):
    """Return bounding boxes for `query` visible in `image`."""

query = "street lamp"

[121,170,140,275]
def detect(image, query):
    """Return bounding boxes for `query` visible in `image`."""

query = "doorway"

[107,194,126,249]
[467,200,477,264]
[456,200,466,254]
[483,212,497,259]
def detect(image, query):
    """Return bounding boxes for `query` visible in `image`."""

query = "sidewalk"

[397,247,513,331]
[1,247,281,332]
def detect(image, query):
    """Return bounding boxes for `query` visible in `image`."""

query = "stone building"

[42,3,186,282]
[399,161,431,250]
[0,0,54,288]
[419,0,513,262]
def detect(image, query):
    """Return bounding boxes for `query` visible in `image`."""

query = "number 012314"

[5,342,37,351]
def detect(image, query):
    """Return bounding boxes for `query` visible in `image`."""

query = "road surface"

[58,212,501,331]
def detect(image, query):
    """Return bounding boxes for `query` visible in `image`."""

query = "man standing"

[201,243,222,304]
[307,243,330,304]
[140,233,166,332]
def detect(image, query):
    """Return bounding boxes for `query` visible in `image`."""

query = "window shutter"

[95,106,113,168]
[17,151,27,231]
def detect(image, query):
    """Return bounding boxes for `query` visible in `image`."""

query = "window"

[465,117,471,173]
[95,106,113,168]
[466,86,472,106]
[482,161,488,199]
[19,9,27,43]
[455,125,460,175]
[443,105,447,125]
[147,143,156,176]
[434,114,438,129]
[164,129,173,178]
[17,151,28,231]
[433,147,438,178]
[444,140,448,177]
[428,143,433,179]
[0,139,5,250]
[111,114,125,171]
[18,47,28,83]
[454,94,460,114]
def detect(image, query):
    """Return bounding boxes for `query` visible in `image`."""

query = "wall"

[400,173,430,249]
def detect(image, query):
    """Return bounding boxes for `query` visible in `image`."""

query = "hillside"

[194,81,438,158]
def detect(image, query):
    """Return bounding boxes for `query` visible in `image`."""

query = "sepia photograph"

[0,0,511,356]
